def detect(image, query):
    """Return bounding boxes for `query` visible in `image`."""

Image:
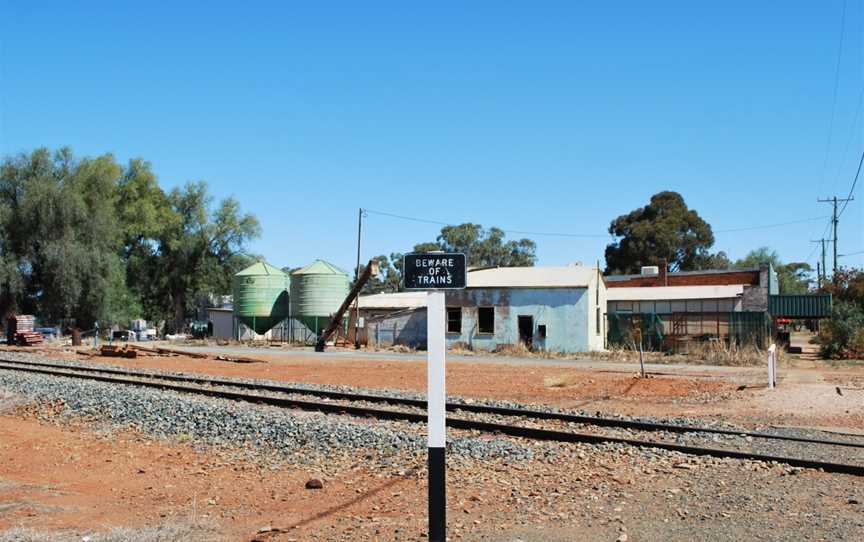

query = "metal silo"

[290,259,350,336]
[232,261,290,335]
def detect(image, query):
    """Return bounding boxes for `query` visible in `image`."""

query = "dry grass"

[386,344,416,354]
[680,341,780,367]
[448,341,474,355]
[0,521,220,542]
[543,375,576,388]
[492,343,532,356]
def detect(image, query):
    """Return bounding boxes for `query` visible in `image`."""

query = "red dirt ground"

[64,349,730,412]
[0,413,417,541]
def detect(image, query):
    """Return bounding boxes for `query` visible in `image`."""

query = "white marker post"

[426,289,446,542]
[402,252,465,542]
[767,343,776,389]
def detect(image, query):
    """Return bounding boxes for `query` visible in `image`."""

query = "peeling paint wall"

[443,287,594,353]
[366,309,427,348]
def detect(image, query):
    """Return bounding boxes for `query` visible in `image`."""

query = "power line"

[819,0,848,195]
[713,215,828,233]
[363,209,609,238]
[803,217,834,263]
[818,195,854,273]
[832,86,864,191]
[839,249,864,257]
[364,208,829,239]
[837,147,863,217]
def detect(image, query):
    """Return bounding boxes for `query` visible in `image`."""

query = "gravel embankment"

[1,352,863,468]
[0,368,532,464]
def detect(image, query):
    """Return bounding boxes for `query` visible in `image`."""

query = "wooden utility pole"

[811,239,829,287]
[818,196,854,276]
[353,208,364,348]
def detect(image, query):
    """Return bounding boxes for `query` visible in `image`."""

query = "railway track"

[0,355,863,476]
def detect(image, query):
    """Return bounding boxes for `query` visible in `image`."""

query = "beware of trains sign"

[403,253,466,290]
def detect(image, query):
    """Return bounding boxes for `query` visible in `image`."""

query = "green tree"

[115,158,176,323]
[1,147,261,333]
[816,267,864,306]
[734,247,813,294]
[355,255,396,294]
[0,148,128,328]
[605,191,716,274]
[417,223,536,268]
[157,182,260,331]
[816,267,864,359]
[696,250,732,270]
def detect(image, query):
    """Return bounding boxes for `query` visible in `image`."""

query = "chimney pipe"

[660,258,668,286]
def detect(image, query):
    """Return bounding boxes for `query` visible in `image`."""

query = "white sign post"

[767,343,776,389]
[402,252,465,542]
[426,290,446,542]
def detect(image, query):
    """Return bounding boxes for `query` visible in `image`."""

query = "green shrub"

[819,302,864,359]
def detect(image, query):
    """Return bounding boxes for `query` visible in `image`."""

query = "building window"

[538,325,547,339]
[478,307,494,334]
[447,307,462,333]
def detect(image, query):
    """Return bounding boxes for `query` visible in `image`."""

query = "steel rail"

[0,361,862,477]
[1,356,863,450]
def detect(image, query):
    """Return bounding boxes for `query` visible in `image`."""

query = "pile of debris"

[6,315,44,346]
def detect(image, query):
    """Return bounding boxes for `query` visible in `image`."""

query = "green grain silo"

[290,259,350,336]
[232,261,290,335]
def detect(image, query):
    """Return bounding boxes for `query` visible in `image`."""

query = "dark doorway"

[518,316,533,348]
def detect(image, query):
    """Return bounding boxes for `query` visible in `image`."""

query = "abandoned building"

[358,265,607,353]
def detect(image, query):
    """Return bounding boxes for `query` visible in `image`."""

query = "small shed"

[206,307,234,339]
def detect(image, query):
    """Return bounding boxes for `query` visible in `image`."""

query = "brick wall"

[607,270,760,288]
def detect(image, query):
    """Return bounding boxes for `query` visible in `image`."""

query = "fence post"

[767,343,776,389]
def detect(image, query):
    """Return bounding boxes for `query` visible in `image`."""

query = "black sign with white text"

[403,253,466,290]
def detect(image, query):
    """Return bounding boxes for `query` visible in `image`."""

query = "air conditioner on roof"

[641,266,659,276]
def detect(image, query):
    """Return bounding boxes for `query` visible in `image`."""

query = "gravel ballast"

[2,352,863,468]
[0,364,535,463]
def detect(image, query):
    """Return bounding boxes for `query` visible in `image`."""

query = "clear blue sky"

[2,1,862,273]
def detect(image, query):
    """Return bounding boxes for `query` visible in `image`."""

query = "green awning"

[768,294,832,318]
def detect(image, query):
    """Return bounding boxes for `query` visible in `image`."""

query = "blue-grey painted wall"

[366,309,428,348]
[444,287,591,353]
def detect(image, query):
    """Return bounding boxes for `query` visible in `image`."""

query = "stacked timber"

[16,331,44,346]
[99,345,138,358]
[7,315,43,346]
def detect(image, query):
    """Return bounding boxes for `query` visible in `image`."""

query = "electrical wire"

[364,208,829,239]
[713,215,828,233]
[839,249,864,257]
[363,209,609,239]
[819,0,848,196]
[832,86,864,189]
[837,147,863,217]
[804,218,835,263]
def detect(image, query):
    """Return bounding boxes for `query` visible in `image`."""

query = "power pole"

[818,196,854,276]
[816,261,821,288]
[811,239,829,287]
[353,208,364,348]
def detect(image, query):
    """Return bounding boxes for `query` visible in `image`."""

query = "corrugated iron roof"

[358,292,428,309]
[466,266,598,288]
[607,285,744,301]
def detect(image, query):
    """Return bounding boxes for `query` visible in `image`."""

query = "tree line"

[362,191,816,294]
[0,148,259,332]
[0,147,837,329]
